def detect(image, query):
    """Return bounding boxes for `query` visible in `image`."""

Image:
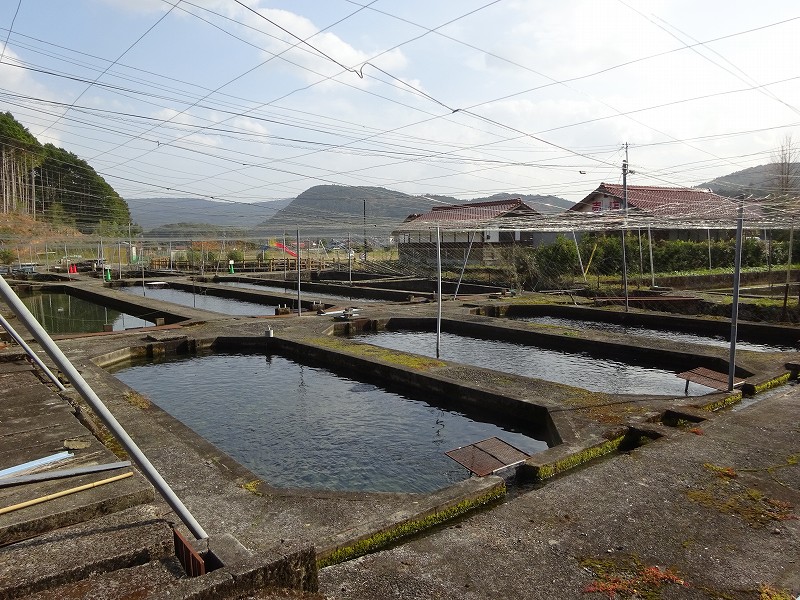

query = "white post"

[436,226,442,359]
[728,203,744,391]
[296,229,301,317]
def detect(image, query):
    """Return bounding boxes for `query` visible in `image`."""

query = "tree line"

[0,112,131,233]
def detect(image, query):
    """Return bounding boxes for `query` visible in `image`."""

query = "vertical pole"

[648,225,655,288]
[622,144,629,312]
[118,242,122,280]
[783,223,794,319]
[0,276,208,540]
[141,261,145,297]
[453,231,475,300]
[363,198,367,264]
[348,232,352,292]
[283,231,287,281]
[436,226,442,359]
[637,229,644,288]
[728,202,744,391]
[572,230,587,284]
[707,228,712,270]
[296,229,301,317]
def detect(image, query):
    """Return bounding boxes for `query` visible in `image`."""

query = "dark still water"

[352,330,716,396]
[220,281,384,303]
[120,285,276,316]
[513,315,796,353]
[112,353,547,493]
[16,292,152,333]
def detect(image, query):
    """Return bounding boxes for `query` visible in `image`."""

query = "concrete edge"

[315,476,505,568]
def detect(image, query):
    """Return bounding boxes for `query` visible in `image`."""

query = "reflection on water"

[112,353,547,493]
[16,292,152,334]
[120,285,277,316]
[514,315,796,353]
[352,330,716,396]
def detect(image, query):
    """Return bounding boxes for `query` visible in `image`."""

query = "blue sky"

[1,0,799,206]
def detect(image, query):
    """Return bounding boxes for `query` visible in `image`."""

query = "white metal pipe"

[0,313,66,391]
[436,226,442,359]
[0,275,208,540]
[728,203,744,391]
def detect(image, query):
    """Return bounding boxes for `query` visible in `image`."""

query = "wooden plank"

[678,367,744,391]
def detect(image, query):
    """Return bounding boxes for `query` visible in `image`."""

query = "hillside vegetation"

[0,112,130,234]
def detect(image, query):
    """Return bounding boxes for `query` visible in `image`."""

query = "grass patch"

[123,390,152,409]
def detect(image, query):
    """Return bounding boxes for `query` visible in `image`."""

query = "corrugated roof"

[406,199,537,223]
[571,183,748,219]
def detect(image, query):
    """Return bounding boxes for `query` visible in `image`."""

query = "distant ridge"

[699,163,800,198]
[127,197,292,231]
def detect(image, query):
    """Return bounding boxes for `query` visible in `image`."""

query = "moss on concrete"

[317,484,505,568]
[752,372,791,394]
[528,435,626,481]
[699,392,742,412]
[309,336,446,370]
[580,553,688,599]
[687,465,797,526]
[123,390,152,410]
[241,479,264,496]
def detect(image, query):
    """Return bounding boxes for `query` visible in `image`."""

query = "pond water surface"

[16,291,152,333]
[120,286,276,316]
[219,281,384,303]
[352,330,716,396]
[512,315,796,353]
[112,353,548,493]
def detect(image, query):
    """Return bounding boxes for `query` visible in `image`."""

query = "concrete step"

[0,505,174,599]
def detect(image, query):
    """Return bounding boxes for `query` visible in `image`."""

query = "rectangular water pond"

[111,353,548,493]
[120,285,277,316]
[218,281,385,304]
[15,291,153,334]
[511,315,797,353]
[351,330,717,396]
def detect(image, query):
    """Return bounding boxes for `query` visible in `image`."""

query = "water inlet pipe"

[0,275,209,540]
[0,313,66,391]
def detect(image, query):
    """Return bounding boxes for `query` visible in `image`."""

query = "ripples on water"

[352,330,716,396]
[120,286,276,316]
[514,315,796,353]
[113,353,548,493]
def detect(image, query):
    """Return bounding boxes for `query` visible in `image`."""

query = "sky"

[1,0,799,210]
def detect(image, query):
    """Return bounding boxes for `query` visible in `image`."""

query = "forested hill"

[0,112,130,234]
[699,163,800,198]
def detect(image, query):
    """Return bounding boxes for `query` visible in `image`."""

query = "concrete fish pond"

[120,284,279,316]
[15,290,153,333]
[349,329,718,396]
[217,280,386,304]
[110,352,549,493]
[511,315,798,353]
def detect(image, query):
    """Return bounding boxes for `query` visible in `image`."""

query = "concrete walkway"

[319,382,800,599]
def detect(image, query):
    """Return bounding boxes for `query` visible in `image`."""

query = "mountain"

[127,197,292,231]
[699,163,800,198]
[253,185,572,237]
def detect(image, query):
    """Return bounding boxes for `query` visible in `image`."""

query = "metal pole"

[453,231,475,300]
[296,229,302,317]
[707,228,712,270]
[363,198,367,264]
[348,232,352,287]
[0,313,65,391]
[647,225,655,288]
[283,231,287,281]
[436,226,442,359]
[118,242,122,281]
[728,203,744,391]
[0,275,208,540]
[622,148,629,312]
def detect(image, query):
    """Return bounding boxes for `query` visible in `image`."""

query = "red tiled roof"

[571,183,742,218]
[407,199,537,223]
